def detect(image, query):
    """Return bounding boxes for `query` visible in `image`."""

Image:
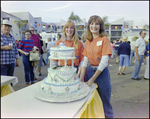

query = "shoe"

[26,84,30,86]
[31,82,35,85]
[136,78,141,80]
[131,78,141,81]
[144,77,149,80]
[39,73,42,76]
[35,78,40,81]
[122,73,126,75]
[118,72,120,75]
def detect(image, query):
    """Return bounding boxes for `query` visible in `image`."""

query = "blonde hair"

[122,37,128,42]
[86,15,107,41]
[81,33,87,43]
[62,20,79,49]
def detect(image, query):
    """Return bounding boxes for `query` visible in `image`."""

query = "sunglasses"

[143,33,146,35]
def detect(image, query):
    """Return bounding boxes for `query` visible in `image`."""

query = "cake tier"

[42,77,81,95]
[42,66,80,95]
[50,46,75,59]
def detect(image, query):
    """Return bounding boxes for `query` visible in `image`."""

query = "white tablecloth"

[1,76,18,87]
[1,81,96,118]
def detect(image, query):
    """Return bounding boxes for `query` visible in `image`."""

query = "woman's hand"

[24,52,29,56]
[86,78,94,87]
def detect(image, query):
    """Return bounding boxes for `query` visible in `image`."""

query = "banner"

[121,26,123,30]
[30,23,32,26]
[136,26,138,29]
[115,26,117,30]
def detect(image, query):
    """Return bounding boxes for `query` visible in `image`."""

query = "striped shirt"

[18,39,34,53]
[1,32,19,65]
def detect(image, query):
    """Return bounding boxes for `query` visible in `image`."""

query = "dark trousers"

[22,54,35,84]
[1,63,15,76]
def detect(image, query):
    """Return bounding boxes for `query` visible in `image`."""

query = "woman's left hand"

[86,78,94,87]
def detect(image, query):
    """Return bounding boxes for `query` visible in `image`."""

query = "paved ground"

[13,54,149,118]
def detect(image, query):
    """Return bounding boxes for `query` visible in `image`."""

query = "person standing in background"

[18,30,35,86]
[57,33,62,40]
[42,40,47,65]
[36,33,44,76]
[29,27,41,81]
[130,37,136,66]
[131,30,146,80]
[114,38,121,63]
[118,37,131,75]
[110,41,115,59]
[1,20,19,76]
[144,40,149,80]
[45,38,52,65]
[51,37,56,47]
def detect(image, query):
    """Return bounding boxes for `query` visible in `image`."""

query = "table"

[1,76,18,97]
[1,81,105,118]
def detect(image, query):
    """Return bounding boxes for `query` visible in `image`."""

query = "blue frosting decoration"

[43,77,80,87]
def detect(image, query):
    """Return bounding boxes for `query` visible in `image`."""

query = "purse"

[29,51,40,61]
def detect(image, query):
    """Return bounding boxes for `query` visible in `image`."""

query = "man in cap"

[51,37,56,47]
[1,19,19,76]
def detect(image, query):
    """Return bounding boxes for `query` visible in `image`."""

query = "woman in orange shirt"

[79,15,114,118]
[54,20,84,73]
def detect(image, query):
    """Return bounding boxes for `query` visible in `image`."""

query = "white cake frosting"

[50,44,75,59]
[41,44,81,95]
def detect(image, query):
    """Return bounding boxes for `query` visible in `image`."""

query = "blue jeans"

[130,50,135,66]
[85,66,114,118]
[38,54,43,67]
[22,54,35,84]
[45,50,50,65]
[131,55,144,79]
[1,63,15,76]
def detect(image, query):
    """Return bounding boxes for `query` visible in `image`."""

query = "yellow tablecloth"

[78,83,105,118]
[1,76,18,97]
[1,85,13,97]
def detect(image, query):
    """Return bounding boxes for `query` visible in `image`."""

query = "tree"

[14,20,28,39]
[102,16,110,27]
[68,11,83,24]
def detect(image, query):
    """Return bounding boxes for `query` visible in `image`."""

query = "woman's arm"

[87,55,109,86]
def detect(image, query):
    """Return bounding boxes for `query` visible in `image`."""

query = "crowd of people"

[1,17,149,118]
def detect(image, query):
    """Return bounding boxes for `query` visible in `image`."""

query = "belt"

[89,64,98,69]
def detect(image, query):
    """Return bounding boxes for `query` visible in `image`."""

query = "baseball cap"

[1,19,12,27]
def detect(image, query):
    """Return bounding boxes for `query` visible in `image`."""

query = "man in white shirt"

[131,30,146,80]
[130,37,136,65]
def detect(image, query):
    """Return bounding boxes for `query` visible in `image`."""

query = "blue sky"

[1,1,149,27]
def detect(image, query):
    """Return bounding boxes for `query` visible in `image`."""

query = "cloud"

[43,3,71,12]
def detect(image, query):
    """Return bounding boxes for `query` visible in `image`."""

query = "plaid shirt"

[1,32,19,65]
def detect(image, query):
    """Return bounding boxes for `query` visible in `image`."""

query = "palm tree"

[102,16,111,37]
[102,16,110,27]
[14,20,28,39]
[68,11,83,24]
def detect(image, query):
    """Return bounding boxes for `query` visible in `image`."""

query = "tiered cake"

[35,43,90,102]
